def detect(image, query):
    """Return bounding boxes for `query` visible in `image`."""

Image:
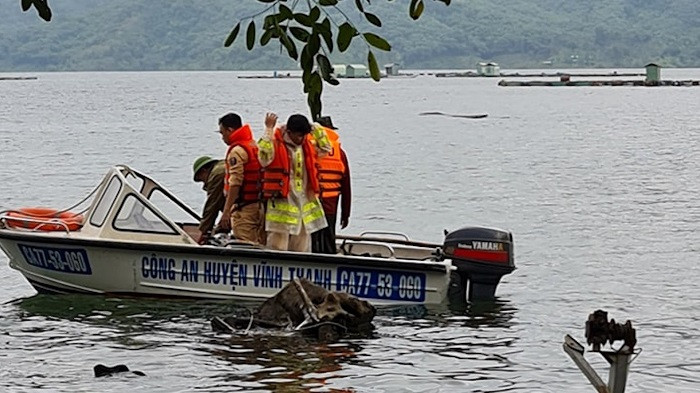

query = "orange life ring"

[5,207,84,231]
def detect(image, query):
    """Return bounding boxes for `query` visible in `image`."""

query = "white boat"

[0,166,515,305]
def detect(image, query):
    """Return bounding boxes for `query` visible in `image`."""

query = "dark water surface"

[0,70,698,392]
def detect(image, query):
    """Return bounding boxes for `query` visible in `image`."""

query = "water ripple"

[1,70,700,392]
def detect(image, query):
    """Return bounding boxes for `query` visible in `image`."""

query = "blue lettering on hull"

[288,267,333,290]
[336,267,426,302]
[18,244,92,275]
[136,254,427,302]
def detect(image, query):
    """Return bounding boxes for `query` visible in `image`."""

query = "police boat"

[0,165,515,305]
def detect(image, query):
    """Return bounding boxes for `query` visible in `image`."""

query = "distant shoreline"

[2,66,700,74]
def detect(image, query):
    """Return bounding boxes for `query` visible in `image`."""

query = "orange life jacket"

[224,124,262,205]
[261,128,320,199]
[316,128,345,199]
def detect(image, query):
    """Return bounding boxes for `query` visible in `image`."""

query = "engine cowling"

[443,226,515,301]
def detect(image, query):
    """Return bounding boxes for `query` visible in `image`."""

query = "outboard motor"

[443,226,515,301]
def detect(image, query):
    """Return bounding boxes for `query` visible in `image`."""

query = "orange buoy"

[6,207,84,231]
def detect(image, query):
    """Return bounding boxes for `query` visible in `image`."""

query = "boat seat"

[340,240,395,259]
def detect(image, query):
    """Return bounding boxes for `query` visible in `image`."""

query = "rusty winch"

[585,309,637,352]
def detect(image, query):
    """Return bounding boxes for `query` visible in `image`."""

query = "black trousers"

[311,214,337,254]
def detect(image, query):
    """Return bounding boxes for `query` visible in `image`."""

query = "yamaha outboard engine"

[443,226,515,302]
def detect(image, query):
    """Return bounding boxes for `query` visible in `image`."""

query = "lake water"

[0,70,698,392]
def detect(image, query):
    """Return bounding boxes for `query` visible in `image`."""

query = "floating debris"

[419,111,488,119]
[211,278,376,342]
[0,76,38,81]
[93,364,145,378]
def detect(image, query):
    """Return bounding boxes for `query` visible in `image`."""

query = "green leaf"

[316,54,334,81]
[280,34,299,60]
[305,79,323,121]
[363,33,391,51]
[354,0,364,13]
[246,21,256,50]
[307,90,322,122]
[293,13,314,27]
[319,0,338,5]
[308,33,320,56]
[290,27,310,42]
[268,25,287,39]
[260,29,274,46]
[263,14,286,29]
[263,15,274,29]
[337,22,356,52]
[304,71,323,95]
[364,12,382,27]
[29,0,52,21]
[316,18,333,51]
[279,4,293,20]
[416,1,425,20]
[368,50,381,81]
[300,46,314,75]
[224,23,240,47]
[409,0,424,20]
[302,70,312,93]
[310,6,321,22]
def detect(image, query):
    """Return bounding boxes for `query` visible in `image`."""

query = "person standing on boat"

[218,113,264,244]
[311,116,351,254]
[258,112,331,252]
[192,156,226,244]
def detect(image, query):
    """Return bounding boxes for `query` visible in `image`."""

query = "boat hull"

[0,232,451,305]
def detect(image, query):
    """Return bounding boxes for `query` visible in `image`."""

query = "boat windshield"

[114,194,178,235]
[89,175,122,227]
[118,166,200,226]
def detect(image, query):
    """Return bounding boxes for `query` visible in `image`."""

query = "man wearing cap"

[192,156,226,244]
[218,112,264,244]
[258,112,332,252]
[311,116,352,254]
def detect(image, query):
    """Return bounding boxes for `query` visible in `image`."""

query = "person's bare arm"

[258,112,278,167]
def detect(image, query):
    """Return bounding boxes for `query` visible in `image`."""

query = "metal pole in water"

[563,335,608,393]
[602,351,633,393]
[563,310,640,393]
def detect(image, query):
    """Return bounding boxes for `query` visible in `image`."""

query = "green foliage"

[210,0,450,120]
[21,0,51,21]
[337,23,356,52]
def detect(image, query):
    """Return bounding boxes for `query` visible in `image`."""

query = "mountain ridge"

[1,0,698,71]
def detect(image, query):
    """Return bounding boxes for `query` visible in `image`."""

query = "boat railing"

[339,239,396,259]
[358,230,410,241]
[337,234,441,249]
[0,213,73,234]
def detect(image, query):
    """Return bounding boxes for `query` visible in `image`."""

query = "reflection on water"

[10,294,255,330]
[378,298,517,329]
[203,333,363,392]
[361,300,521,392]
[3,294,520,391]
[11,294,254,320]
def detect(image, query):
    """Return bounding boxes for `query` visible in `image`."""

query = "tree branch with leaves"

[21,0,451,120]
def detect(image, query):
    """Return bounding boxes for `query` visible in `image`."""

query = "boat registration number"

[17,244,92,275]
[336,267,425,302]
